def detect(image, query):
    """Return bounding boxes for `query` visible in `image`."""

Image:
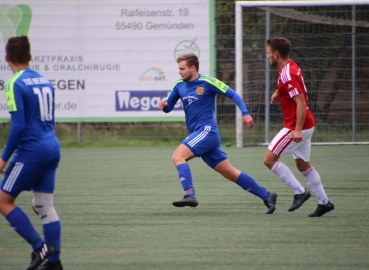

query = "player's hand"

[243,115,254,130]
[291,130,303,143]
[158,100,168,110]
[270,90,280,103]
[0,158,7,174]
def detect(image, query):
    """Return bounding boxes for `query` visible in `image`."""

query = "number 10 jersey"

[3,68,60,160]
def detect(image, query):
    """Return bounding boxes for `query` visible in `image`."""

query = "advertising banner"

[0,0,212,122]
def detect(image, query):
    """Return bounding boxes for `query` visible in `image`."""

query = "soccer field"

[0,145,368,270]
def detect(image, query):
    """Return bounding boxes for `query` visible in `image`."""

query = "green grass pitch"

[0,145,368,269]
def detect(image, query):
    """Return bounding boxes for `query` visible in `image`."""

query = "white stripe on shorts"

[269,127,314,160]
[188,126,211,147]
[3,162,24,192]
[272,129,294,156]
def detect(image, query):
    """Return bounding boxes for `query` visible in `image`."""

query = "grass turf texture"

[0,145,368,270]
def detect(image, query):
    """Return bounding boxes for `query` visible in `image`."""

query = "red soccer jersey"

[277,60,315,130]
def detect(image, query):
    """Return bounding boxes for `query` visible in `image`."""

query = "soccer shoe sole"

[172,199,198,208]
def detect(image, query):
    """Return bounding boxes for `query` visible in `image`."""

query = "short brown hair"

[6,36,31,64]
[177,53,199,72]
[266,37,291,59]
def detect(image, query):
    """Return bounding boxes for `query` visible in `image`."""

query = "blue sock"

[6,207,43,250]
[236,172,270,200]
[176,163,195,198]
[43,221,61,263]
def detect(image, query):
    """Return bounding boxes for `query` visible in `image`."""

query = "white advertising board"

[0,0,213,122]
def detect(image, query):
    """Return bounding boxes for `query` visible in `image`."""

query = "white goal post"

[235,0,369,147]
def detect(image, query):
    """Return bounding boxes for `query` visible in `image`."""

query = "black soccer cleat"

[288,190,311,212]
[37,260,63,270]
[263,192,277,214]
[25,243,54,270]
[173,195,198,208]
[308,201,335,217]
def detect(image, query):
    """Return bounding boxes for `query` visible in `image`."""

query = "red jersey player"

[263,37,334,217]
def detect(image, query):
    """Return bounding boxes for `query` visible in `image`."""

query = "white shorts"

[268,127,315,162]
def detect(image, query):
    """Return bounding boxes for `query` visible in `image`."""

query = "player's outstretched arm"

[225,90,250,117]
[225,90,254,130]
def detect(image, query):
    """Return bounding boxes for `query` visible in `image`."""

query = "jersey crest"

[196,87,204,95]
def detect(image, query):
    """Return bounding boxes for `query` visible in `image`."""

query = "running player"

[263,37,334,217]
[0,36,63,269]
[158,53,277,213]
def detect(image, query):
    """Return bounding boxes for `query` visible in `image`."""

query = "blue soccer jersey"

[163,74,249,133]
[2,68,60,161]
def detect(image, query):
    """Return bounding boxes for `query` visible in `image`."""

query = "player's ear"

[28,54,32,62]
[5,55,9,63]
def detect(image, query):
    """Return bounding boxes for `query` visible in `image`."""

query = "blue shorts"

[0,156,60,197]
[182,125,228,169]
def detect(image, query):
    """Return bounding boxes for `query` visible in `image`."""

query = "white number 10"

[33,87,53,121]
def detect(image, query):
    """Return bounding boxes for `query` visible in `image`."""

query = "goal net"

[234,0,369,146]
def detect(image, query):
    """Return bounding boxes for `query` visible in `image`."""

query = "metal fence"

[217,1,369,145]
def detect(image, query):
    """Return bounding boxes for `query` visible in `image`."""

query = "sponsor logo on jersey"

[183,95,198,105]
[196,87,204,95]
[115,90,183,111]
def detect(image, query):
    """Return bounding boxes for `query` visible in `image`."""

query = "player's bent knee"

[171,154,178,164]
[33,191,59,224]
[263,156,276,169]
[263,158,271,168]
[172,154,186,166]
[264,150,279,169]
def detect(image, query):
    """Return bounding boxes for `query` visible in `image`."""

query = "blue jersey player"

[158,53,277,213]
[0,36,63,270]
